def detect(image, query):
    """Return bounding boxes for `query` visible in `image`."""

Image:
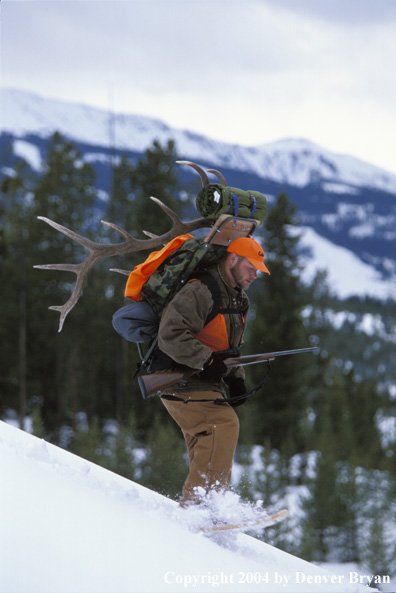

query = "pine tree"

[128,139,182,239]
[29,132,97,437]
[0,154,37,424]
[358,468,396,577]
[242,193,311,455]
[301,453,337,561]
[105,153,146,425]
[139,414,187,499]
[73,416,107,467]
[106,153,136,235]
[343,369,383,468]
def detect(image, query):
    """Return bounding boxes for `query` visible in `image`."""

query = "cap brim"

[247,257,270,274]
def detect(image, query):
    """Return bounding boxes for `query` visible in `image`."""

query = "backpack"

[112,207,262,370]
[112,234,227,349]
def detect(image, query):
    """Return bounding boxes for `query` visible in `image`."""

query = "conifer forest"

[1,133,396,578]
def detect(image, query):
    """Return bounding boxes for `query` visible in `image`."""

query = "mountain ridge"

[1,88,395,300]
[2,87,396,193]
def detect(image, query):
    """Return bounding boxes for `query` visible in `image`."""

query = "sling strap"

[161,362,272,405]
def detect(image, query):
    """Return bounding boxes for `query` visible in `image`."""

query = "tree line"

[1,132,395,575]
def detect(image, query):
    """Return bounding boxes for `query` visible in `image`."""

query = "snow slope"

[298,226,395,300]
[0,421,379,593]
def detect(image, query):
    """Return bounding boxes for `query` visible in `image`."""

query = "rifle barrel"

[272,347,318,357]
[224,346,318,368]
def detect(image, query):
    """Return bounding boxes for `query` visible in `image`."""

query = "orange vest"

[189,277,245,352]
[194,314,231,352]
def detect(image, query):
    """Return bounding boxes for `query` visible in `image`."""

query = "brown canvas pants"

[161,390,239,506]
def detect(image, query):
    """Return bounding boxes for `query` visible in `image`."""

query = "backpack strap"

[139,271,240,376]
[190,271,241,324]
[191,271,222,325]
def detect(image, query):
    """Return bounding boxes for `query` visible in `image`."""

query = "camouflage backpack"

[141,236,227,315]
[112,234,227,346]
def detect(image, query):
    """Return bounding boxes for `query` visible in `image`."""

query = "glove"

[199,348,240,382]
[228,378,247,407]
[199,352,228,382]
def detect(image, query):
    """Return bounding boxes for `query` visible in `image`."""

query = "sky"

[2,0,396,175]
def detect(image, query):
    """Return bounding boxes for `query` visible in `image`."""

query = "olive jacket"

[157,263,249,396]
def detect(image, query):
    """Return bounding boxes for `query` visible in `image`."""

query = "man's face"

[229,256,258,290]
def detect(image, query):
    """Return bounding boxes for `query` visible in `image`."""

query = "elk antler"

[207,169,227,186]
[176,160,228,187]
[176,161,209,186]
[34,197,211,332]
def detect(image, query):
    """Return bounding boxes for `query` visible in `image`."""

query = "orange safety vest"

[189,275,245,352]
[194,314,231,352]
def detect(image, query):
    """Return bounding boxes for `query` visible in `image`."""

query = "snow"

[301,306,395,343]
[258,138,396,193]
[0,420,381,593]
[3,88,396,194]
[320,182,360,195]
[298,226,395,300]
[375,410,396,449]
[322,202,396,241]
[13,139,42,171]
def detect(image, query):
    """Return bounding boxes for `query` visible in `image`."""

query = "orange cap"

[227,237,270,274]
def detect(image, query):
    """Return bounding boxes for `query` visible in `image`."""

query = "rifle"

[138,347,318,399]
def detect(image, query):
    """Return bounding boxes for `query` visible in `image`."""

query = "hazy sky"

[2,0,396,174]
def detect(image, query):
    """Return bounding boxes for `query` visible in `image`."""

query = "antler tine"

[36,216,101,250]
[207,169,227,186]
[148,197,210,235]
[176,160,209,187]
[34,198,211,331]
[149,196,183,226]
[109,268,131,276]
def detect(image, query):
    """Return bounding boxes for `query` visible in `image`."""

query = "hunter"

[150,236,270,507]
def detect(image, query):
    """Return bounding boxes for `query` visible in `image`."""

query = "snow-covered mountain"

[1,88,395,300]
[3,88,396,194]
[1,420,388,593]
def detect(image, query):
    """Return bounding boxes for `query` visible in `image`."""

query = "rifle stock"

[138,346,318,399]
[138,367,195,399]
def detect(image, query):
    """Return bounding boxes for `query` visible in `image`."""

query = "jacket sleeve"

[157,281,214,370]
